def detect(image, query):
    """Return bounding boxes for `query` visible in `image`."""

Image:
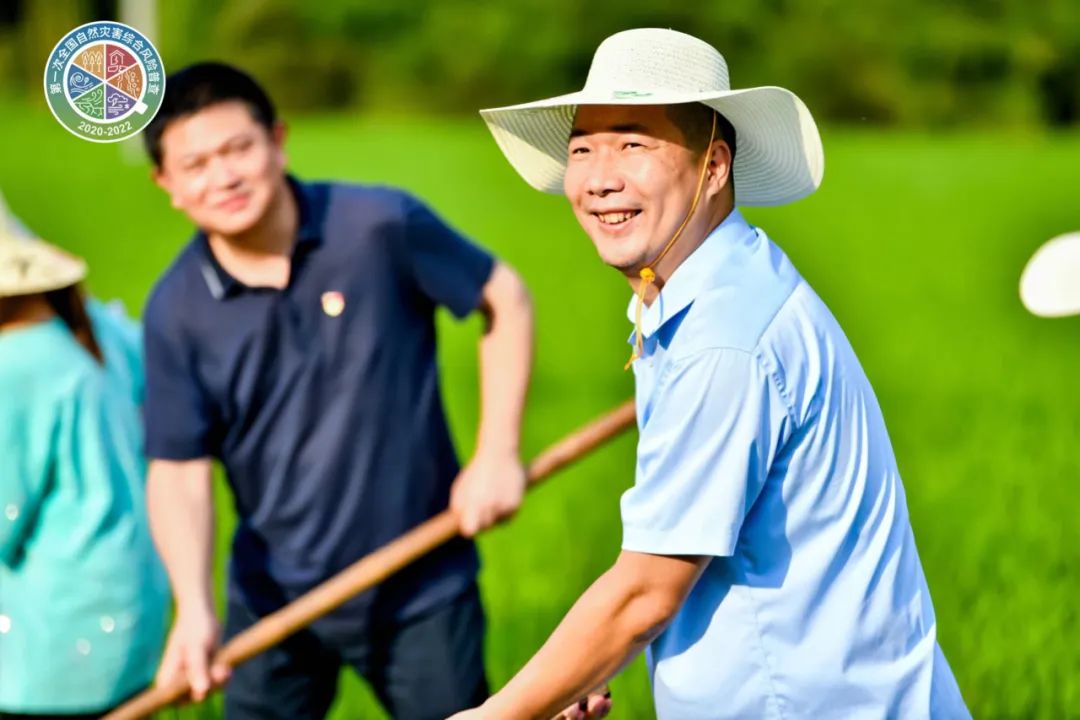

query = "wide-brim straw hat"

[1020,231,1080,318]
[480,28,824,207]
[0,192,87,298]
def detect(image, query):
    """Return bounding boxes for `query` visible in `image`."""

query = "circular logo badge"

[43,21,165,143]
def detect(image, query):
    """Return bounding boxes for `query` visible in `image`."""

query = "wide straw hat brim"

[0,239,87,298]
[481,86,823,207]
[479,28,824,207]
[1020,232,1080,318]
[0,192,87,297]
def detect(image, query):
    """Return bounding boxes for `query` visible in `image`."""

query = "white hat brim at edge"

[1020,232,1080,318]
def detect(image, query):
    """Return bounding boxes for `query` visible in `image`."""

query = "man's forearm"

[147,459,216,611]
[483,566,672,720]
[477,262,533,454]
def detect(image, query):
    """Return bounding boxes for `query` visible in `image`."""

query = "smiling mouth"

[594,210,641,226]
[217,194,250,211]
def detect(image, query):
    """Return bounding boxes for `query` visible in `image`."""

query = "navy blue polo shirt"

[143,177,494,629]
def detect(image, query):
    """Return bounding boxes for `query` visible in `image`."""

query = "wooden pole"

[104,399,636,720]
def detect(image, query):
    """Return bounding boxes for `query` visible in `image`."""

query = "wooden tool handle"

[104,399,636,720]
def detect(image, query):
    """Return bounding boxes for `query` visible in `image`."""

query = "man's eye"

[623,142,644,150]
[570,146,590,155]
[225,140,251,156]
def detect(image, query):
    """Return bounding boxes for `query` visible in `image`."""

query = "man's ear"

[272,120,288,145]
[271,121,289,167]
[151,167,182,210]
[706,140,734,199]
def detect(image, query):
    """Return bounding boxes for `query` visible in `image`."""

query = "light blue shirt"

[622,210,970,719]
[0,301,168,713]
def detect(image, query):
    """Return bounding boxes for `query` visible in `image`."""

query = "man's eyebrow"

[569,123,652,138]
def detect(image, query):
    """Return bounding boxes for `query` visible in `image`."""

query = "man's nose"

[584,152,625,197]
[207,154,241,189]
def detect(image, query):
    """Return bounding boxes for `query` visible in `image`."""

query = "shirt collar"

[198,175,323,300]
[626,208,756,341]
[291,175,323,246]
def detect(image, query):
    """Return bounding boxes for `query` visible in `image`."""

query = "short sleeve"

[143,298,216,460]
[621,349,792,557]
[399,193,495,318]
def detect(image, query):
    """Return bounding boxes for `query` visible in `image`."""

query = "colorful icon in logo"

[43,21,165,143]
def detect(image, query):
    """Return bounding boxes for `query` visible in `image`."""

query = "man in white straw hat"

[452,28,971,720]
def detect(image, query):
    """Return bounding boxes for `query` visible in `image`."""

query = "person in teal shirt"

[0,200,168,718]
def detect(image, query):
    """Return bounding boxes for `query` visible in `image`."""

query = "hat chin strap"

[625,111,718,370]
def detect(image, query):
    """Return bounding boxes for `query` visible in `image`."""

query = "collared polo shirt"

[621,210,970,719]
[143,177,494,627]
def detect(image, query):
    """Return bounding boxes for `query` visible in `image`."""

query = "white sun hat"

[480,28,824,207]
[1020,231,1080,318]
[0,191,87,298]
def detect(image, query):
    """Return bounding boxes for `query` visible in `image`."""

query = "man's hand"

[554,689,614,719]
[446,689,612,720]
[155,604,230,702]
[147,458,222,700]
[450,449,527,537]
[462,260,533,538]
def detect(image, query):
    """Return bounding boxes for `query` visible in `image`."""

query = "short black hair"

[144,62,277,167]
[666,103,737,195]
[665,103,737,161]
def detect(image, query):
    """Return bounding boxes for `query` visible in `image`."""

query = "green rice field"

[2,101,1078,718]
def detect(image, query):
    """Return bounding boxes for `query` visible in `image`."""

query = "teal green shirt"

[0,301,168,714]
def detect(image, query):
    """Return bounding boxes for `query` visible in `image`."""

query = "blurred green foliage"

[1,0,1078,126]
[2,98,1079,716]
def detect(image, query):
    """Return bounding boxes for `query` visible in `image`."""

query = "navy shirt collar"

[198,175,324,300]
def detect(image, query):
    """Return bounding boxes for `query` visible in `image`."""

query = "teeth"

[598,211,637,224]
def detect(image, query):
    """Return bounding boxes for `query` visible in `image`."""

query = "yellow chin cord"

[625,111,717,370]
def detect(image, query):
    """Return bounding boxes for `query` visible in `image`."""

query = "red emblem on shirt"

[321,291,345,317]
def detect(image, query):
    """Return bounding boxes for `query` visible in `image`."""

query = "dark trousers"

[222,585,488,720]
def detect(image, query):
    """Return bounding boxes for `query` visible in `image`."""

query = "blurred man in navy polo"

[141,63,534,720]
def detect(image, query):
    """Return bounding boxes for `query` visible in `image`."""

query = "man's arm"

[147,458,229,700]
[452,550,708,720]
[451,260,534,536]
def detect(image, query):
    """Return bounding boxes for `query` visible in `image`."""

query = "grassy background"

[2,103,1079,718]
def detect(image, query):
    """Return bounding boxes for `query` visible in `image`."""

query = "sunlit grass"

[3,104,1078,718]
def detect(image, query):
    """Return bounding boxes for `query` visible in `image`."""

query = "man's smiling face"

[153,100,287,238]
[563,104,705,274]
